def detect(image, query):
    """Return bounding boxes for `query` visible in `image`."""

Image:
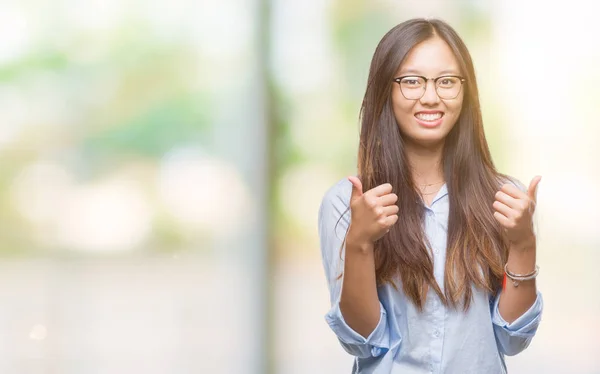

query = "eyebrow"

[398,69,461,76]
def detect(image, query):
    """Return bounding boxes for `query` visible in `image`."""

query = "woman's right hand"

[346,176,399,247]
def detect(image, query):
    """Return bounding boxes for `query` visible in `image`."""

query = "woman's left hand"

[493,176,542,245]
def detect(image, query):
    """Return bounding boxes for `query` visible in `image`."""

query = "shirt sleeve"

[318,180,391,359]
[491,290,544,356]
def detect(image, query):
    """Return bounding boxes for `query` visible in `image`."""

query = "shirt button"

[433,248,439,255]
[434,330,440,337]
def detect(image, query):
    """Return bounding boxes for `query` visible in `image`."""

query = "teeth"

[416,113,443,121]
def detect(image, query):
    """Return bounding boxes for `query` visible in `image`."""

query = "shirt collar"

[422,183,448,210]
[433,183,448,204]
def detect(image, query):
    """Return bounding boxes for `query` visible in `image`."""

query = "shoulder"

[318,178,353,258]
[318,177,353,227]
[496,174,527,193]
[320,177,352,212]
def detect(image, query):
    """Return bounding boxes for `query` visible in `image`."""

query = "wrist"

[509,234,536,252]
[345,230,374,254]
[506,236,536,274]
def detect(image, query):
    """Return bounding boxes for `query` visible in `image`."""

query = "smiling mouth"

[415,112,444,122]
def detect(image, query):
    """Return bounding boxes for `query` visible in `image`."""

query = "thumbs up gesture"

[492,176,541,245]
[346,176,399,246]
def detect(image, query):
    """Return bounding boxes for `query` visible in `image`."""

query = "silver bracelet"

[504,264,539,287]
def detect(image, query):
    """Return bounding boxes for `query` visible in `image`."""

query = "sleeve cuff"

[492,290,544,336]
[325,301,389,357]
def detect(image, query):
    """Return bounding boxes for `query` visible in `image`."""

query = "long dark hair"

[358,18,508,311]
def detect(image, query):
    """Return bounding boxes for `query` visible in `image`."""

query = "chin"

[405,132,448,148]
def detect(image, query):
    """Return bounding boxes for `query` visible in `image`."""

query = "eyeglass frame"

[392,75,466,100]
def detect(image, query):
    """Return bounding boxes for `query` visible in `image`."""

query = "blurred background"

[0,0,598,373]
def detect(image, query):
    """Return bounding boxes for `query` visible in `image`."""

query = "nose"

[419,79,440,106]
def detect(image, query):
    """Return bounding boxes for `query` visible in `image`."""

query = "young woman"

[318,18,543,374]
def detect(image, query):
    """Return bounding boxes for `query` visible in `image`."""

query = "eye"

[437,77,459,87]
[400,77,423,87]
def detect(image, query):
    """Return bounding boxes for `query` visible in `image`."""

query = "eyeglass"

[393,75,466,100]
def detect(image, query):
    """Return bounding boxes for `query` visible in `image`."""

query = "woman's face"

[391,36,464,148]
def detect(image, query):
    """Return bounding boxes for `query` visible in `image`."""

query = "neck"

[405,141,445,186]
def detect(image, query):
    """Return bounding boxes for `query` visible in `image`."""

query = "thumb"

[528,175,542,202]
[347,176,363,203]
